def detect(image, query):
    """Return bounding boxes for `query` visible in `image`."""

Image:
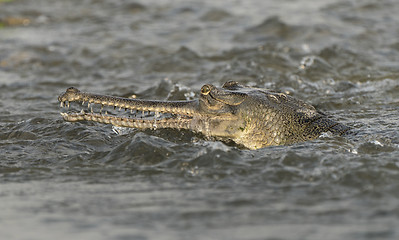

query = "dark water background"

[1,0,399,239]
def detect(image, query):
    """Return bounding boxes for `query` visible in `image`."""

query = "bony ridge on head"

[222,81,239,88]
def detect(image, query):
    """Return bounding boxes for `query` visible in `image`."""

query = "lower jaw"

[60,112,192,130]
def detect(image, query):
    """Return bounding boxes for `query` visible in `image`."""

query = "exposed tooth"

[67,101,70,108]
[87,102,90,108]
[82,101,85,105]
[80,109,85,114]
[60,102,64,108]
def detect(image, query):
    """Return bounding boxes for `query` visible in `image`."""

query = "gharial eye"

[201,84,211,95]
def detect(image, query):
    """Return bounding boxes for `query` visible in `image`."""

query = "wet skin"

[58,81,351,149]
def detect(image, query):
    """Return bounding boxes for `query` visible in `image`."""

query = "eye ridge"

[222,81,239,89]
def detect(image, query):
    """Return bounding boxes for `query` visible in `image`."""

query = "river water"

[1,0,399,239]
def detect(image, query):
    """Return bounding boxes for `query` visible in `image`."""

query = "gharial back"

[233,89,350,149]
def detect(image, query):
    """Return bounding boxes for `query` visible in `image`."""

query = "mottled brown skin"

[58,81,350,149]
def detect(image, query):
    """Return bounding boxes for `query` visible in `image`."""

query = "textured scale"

[58,81,351,149]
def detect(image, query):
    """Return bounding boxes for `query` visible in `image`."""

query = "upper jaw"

[58,87,199,116]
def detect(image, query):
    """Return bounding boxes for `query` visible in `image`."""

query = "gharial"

[58,81,351,150]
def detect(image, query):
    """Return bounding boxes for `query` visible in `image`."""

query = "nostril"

[66,87,79,93]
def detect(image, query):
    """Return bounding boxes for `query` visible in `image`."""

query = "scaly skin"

[58,81,351,149]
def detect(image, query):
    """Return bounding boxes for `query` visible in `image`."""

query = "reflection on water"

[1,0,399,239]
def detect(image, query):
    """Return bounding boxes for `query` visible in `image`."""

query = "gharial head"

[57,81,250,140]
[58,81,350,149]
[197,81,247,113]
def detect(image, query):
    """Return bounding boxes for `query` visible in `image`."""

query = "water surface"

[1,0,399,239]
